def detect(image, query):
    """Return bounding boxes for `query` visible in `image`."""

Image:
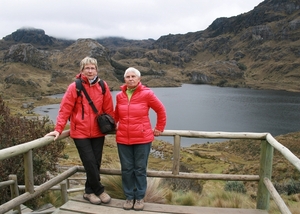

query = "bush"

[274,179,300,195]
[217,80,228,87]
[161,178,203,193]
[237,62,247,71]
[224,181,247,194]
[0,95,65,207]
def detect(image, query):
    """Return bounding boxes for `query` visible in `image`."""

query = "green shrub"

[161,178,203,193]
[274,179,300,195]
[0,95,65,208]
[217,80,228,87]
[224,181,247,194]
[193,151,201,157]
[237,62,247,71]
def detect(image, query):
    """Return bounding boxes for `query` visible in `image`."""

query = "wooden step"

[53,195,268,214]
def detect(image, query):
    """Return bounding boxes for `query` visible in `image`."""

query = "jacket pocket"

[136,124,146,138]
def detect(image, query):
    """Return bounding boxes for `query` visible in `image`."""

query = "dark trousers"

[117,142,151,200]
[74,137,105,195]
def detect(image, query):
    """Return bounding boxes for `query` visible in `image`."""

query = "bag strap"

[99,79,106,95]
[76,78,106,96]
[81,84,99,115]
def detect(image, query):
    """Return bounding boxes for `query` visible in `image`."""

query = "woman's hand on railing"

[153,128,162,136]
[45,130,60,141]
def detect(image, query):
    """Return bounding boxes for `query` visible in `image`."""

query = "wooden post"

[67,178,70,189]
[172,134,181,175]
[9,175,21,214]
[256,140,273,210]
[24,150,34,193]
[60,181,68,204]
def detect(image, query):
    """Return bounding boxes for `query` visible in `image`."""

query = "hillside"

[0,0,299,104]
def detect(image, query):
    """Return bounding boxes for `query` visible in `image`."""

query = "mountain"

[0,0,299,100]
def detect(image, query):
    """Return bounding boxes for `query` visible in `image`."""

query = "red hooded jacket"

[55,74,114,139]
[115,82,166,145]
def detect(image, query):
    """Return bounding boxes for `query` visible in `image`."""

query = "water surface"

[34,84,300,147]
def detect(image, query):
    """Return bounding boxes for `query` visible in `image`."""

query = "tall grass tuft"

[101,163,168,203]
[145,178,168,203]
[102,174,125,199]
[173,191,198,206]
[164,190,200,206]
[101,163,124,199]
[201,190,254,208]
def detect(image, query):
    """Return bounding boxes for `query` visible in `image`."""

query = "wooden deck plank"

[55,200,155,214]
[53,195,268,214]
[52,211,77,214]
[27,203,56,214]
[5,204,32,214]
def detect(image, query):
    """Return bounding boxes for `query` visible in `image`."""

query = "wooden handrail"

[0,166,78,214]
[0,130,70,161]
[263,178,292,214]
[0,129,299,214]
[266,133,300,171]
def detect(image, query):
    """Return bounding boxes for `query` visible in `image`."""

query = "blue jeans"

[117,143,151,200]
[74,137,105,195]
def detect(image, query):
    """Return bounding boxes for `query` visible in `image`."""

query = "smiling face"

[124,71,141,89]
[81,63,98,80]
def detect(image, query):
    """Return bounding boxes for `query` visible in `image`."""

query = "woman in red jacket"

[115,67,166,211]
[45,56,114,205]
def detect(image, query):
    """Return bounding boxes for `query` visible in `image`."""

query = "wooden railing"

[1,130,300,214]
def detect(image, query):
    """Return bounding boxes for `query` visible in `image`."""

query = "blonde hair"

[80,57,98,71]
[124,67,141,77]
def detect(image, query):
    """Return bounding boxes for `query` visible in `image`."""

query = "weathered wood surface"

[5,204,32,214]
[264,178,292,214]
[5,203,56,214]
[53,195,268,214]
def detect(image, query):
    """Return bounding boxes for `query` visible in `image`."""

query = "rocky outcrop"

[1,28,74,50]
[3,43,52,70]
[4,74,40,88]
[3,28,54,46]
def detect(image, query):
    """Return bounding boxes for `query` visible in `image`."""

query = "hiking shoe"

[123,199,134,210]
[134,199,144,211]
[98,192,111,204]
[83,193,101,205]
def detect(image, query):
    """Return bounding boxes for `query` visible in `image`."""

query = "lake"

[34,84,300,147]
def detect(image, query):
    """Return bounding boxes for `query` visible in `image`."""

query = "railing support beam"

[24,150,34,194]
[256,140,273,210]
[172,135,181,175]
[9,175,21,214]
[60,181,68,204]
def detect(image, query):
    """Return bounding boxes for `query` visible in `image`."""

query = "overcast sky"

[0,0,264,40]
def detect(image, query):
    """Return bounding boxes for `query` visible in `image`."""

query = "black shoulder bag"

[81,83,115,134]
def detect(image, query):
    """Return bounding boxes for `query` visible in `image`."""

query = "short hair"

[80,57,98,71]
[124,67,141,77]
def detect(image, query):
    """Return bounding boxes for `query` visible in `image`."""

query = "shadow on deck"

[53,195,268,214]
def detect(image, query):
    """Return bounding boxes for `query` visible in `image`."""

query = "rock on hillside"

[1,27,73,50]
